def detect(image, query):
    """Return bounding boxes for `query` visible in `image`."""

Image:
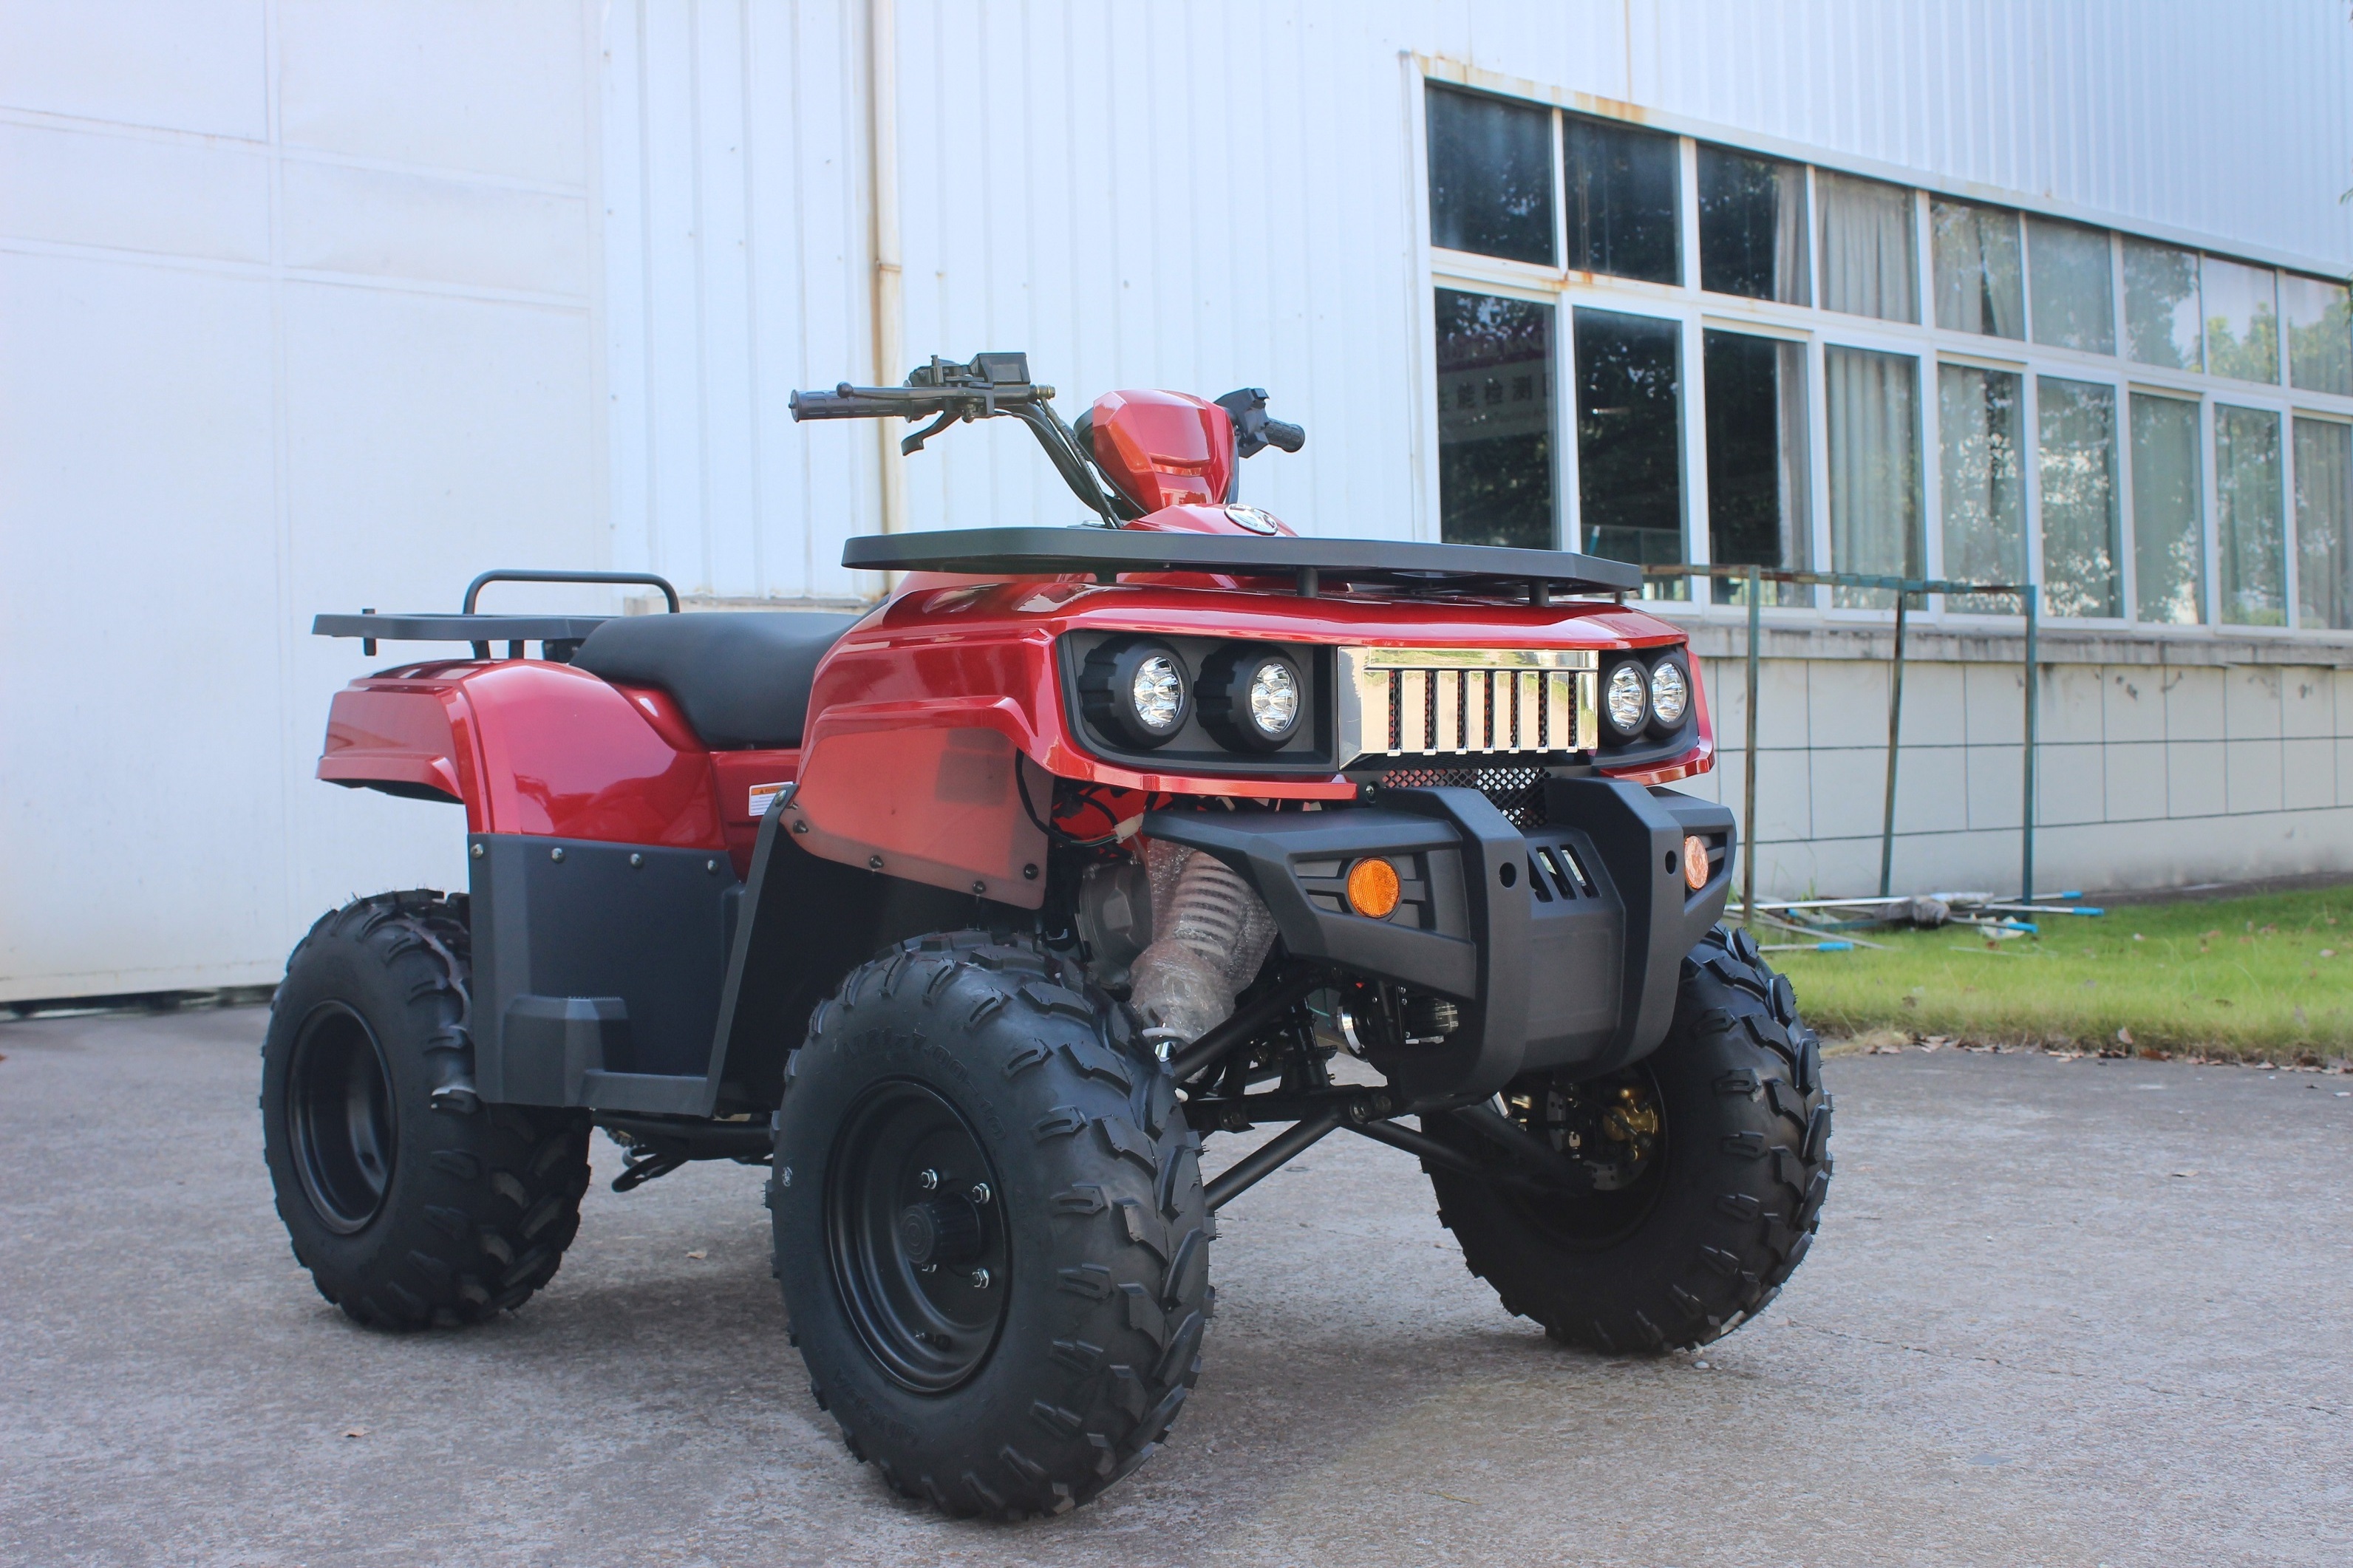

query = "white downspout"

[870,0,906,539]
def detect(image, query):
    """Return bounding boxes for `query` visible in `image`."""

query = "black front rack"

[313,570,680,658]
[841,528,1641,600]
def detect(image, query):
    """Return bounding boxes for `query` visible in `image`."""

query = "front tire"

[772,933,1210,1518]
[1426,923,1831,1352]
[261,892,591,1329]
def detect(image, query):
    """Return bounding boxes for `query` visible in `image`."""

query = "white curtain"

[1932,201,2023,338]
[1772,162,1810,306]
[2296,417,2352,630]
[1817,172,1918,322]
[1827,346,1921,605]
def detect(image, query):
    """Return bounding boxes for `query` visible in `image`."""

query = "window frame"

[1414,67,2353,641]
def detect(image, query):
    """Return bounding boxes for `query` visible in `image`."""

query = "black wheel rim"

[825,1079,1009,1394]
[287,1002,397,1234]
[1499,1063,1670,1250]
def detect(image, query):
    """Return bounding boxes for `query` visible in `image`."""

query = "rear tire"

[772,932,1210,1518]
[261,891,591,1329]
[1425,923,1831,1352]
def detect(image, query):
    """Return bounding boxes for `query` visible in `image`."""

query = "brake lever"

[901,408,961,456]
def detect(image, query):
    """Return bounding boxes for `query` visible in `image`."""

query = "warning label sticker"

[749,781,794,818]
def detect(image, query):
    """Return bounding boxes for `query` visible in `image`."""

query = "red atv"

[268,353,1829,1517]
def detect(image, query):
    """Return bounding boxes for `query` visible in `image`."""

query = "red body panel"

[318,513,1712,898]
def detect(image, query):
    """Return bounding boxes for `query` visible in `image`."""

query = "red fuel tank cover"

[1087,389,1234,513]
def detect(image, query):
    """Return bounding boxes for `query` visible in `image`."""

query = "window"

[1435,289,1556,548]
[1698,146,1808,304]
[2204,257,2280,384]
[1563,115,1679,284]
[2284,274,2353,397]
[2295,417,2352,630]
[1574,308,1684,568]
[2026,217,2114,354]
[2215,405,2285,624]
[1937,364,2025,610]
[1426,86,1555,265]
[2131,395,2204,625]
[1931,201,2023,339]
[2037,378,2122,618]
[1703,331,1810,602]
[1825,346,1921,604]
[2122,239,2202,371]
[1817,172,1917,322]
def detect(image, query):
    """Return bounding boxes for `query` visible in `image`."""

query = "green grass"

[1764,886,2353,1060]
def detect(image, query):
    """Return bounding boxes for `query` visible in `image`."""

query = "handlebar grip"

[1263,418,1305,454]
[790,386,926,421]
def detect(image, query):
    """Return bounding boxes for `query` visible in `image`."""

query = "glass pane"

[1937,364,2024,611]
[2130,394,2204,625]
[1931,200,2023,339]
[1816,172,1918,322]
[2295,417,2353,630]
[2026,217,2115,354]
[1703,331,1811,604]
[1564,115,1679,284]
[1825,345,1921,606]
[2036,378,2121,618]
[1426,86,1555,265]
[1575,307,1684,576]
[2284,273,2353,397]
[2122,239,2202,370]
[1698,146,1808,304]
[2215,404,2285,624]
[1436,288,1556,548]
[2204,257,2280,384]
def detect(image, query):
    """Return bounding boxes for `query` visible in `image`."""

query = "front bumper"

[1142,780,1734,1102]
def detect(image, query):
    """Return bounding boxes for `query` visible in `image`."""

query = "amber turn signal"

[1682,835,1710,891]
[1345,856,1402,918]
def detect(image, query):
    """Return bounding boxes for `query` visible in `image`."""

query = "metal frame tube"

[1203,1110,1344,1211]
[1878,590,1908,898]
[1743,562,1761,927]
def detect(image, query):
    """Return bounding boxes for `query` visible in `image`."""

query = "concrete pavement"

[2,1008,2349,1567]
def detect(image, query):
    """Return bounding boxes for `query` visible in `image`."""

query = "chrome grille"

[1338,647,1599,763]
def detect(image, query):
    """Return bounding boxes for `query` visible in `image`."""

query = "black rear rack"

[841,528,1641,600]
[313,570,679,657]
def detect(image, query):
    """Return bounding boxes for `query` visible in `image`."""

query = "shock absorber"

[1128,846,1278,1050]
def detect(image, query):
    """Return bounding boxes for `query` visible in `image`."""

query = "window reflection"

[2204,258,2280,385]
[2037,378,2122,618]
[1932,201,2024,339]
[1699,147,1809,304]
[1704,330,1811,604]
[2123,239,2202,371]
[2131,395,2204,625]
[1825,346,1921,606]
[1426,86,1556,265]
[1575,307,1685,576]
[1564,116,1681,284]
[2216,405,2285,624]
[1938,364,2025,610]
[1435,288,1556,550]
[2027,217,2115,354]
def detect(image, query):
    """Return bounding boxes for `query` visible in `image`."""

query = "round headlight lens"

[1605,662,1649,736]
[1649,660,1689,727]
[1247,658,1301,738]
[1129,652,1187,735]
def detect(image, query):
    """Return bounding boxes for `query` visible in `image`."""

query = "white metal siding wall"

[0,1,604,1001]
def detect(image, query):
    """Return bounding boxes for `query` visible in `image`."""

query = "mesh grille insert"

[1374,764,1550,828]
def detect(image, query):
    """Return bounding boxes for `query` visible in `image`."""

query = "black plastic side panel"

[470,834,737,1110]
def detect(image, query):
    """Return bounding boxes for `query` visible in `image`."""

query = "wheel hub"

[285,1001,397,1234]
[826,1080,1010,1394]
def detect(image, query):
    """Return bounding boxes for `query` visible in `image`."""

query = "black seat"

[571,611,862,749]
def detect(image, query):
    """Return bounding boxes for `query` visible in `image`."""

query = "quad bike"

[266,352,1830,1518]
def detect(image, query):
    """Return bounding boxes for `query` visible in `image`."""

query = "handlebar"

[1262,418,1305,454]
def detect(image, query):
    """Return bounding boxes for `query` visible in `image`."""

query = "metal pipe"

[1878,590,1908,898]
[1743,562,1761,928]
[868,0,905,540]
[1204,1110,1344,1211]
[2021,584,2038,901]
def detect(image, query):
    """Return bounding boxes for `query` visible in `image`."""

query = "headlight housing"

[1604,661,1649,738]
[1649,658,1689,728]
[1200,645,1306,751]
[1080,637,1191,749]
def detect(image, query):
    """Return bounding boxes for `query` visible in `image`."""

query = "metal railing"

[1639,564,2041,929]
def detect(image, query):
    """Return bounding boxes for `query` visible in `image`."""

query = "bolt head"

[778,1165,793,1188]
[869,854,885,870]
[917,1168,939,1190]
[550,847,565,862]
[1022,863,1040,880]
[629,853,644,868]
[470,843,484,859]
[706,858,718,873]
[969,1267,991,1289]
[967,1182,991,1205]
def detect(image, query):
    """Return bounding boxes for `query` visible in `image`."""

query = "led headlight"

[1080,637,1191,749]
[1649,658,1689,728]
[1200,644,1307,751]
[1604,661,1649,737]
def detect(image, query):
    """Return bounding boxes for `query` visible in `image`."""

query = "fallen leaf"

[687,1250,708,1261]
[2169,1170,2199,1178]
[2117,1026,2135,1046]
[344,1427,367,1439]
[2320,950,2337,959]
